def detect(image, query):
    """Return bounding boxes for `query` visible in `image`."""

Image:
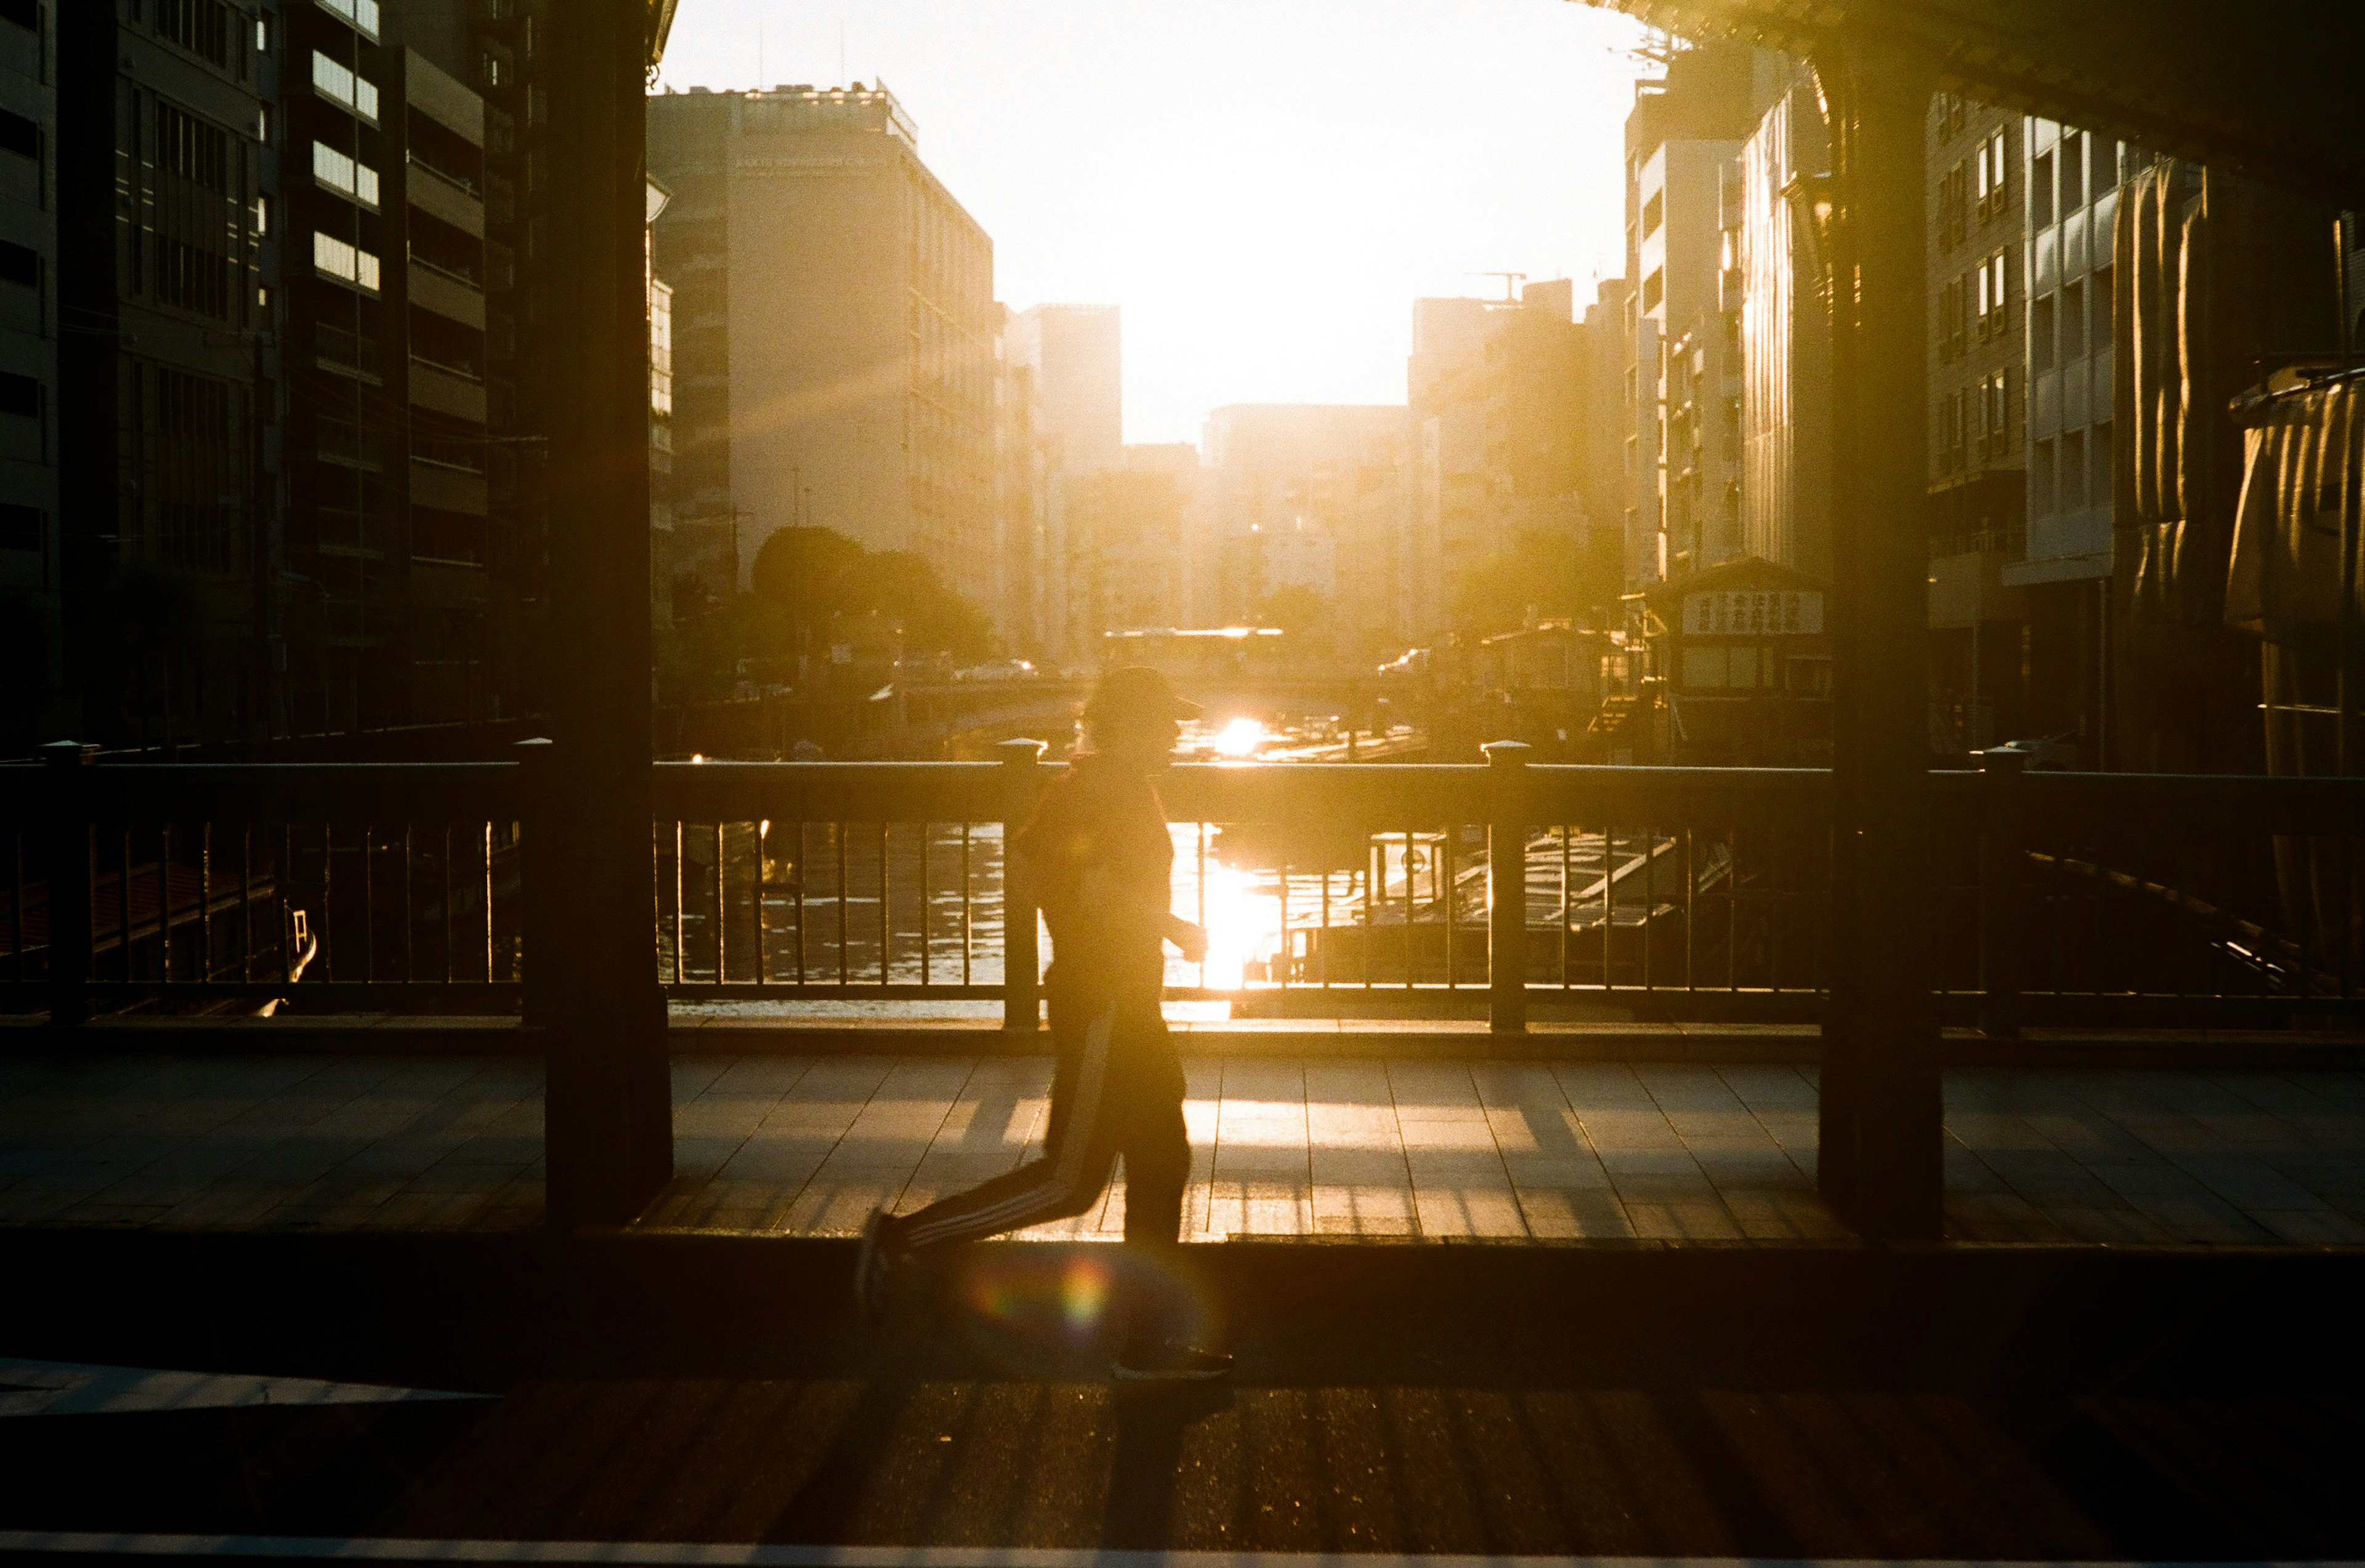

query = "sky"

[655,0,1656,445]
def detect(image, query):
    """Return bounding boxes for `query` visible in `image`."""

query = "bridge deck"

[2,1050,2359,1246]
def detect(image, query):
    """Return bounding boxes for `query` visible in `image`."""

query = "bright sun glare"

[1211,717,1266,759]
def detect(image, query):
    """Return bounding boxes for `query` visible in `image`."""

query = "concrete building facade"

[0,0,60,748]
[647,83,997,612]
[1006,303,1120,477]
[1737,76,1830,580]
[56,0,274,746]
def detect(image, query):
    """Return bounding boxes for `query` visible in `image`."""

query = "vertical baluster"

[920,822,932,988]
[1559,825,1571,990]
[402,826,414,985]
[1603,823,1617,995]
[482,821,495,984]
[1196,822,1208,990]
[1643,825,1657,996]
[442,823,455,984]
[878,821,890,989]
[280,823,295,983]
[671,819,685,985]
[200,823,214,983]
[1319,862,1330,991]
[1444,825,1458,990]
[755,819,769,987]
[794,819,809,985]
[714,821,727,985]
[10,827,22,985]
[1401,823,1413,990]
[1278,863,1290,996]
[158,823,174,986]
[1683,827,1697,996]
[960,822,972,987]
[1727,825,1740,995]
[363,823,376,986]
[836,822,849,986]
[321,823,336,983]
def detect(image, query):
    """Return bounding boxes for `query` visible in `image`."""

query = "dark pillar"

[540,3,671,1227]
[1815,42,1943,1239]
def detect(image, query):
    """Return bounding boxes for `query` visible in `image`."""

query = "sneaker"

[1113,1342,1234,1383]
[854,1208,900,1320]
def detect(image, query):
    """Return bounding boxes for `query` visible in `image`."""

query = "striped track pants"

[894,993,1190,1252]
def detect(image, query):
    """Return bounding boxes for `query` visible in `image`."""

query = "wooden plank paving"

[1,1053,2363,1245]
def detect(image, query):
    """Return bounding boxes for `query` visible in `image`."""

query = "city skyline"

[653,0,1654,443]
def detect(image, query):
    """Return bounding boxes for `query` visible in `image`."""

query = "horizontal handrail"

[6,753,2362,1035]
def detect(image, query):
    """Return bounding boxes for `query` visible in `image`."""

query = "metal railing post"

[1978,747,2025,1038]
[999,738,1046,1032]
[41,741,96,1028]
[515,737,556,1027]
[1485,740,1530,1033]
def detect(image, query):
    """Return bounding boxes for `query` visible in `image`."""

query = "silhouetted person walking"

[856,666,1231,1380]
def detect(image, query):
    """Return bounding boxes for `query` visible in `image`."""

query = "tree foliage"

[746,527,995,662]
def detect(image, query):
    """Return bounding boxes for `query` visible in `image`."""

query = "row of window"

[1936,252,2011,360]
[1936,371,2011,474]
[312,229,381,292]
[312,50,380,124]
[2032,421,2113,518]
[312,139,380,207]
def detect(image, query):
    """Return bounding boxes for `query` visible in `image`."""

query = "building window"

[0,107,39,160]
[2031,292,2056,372]
[1939,274,1969,360]
[2062,428,2087,510]
[1937,161,1969,251]
[0,502,39,552]
[0,369,39,418]
[311,140,379,206]
[2060,131,2087,212]
[1982,371,2010,458]
[2061,278,2086,362]
[2030,150,2055,228]
[311,52,380,123]
[2091,419,2114,511]
[1641,190,1663,239]
[1976,252,2008,338]
[312,230,381,293]
[1976,129,2008,219]
[2032,437,2056,516]
[155,0,231,68]
[1641,267,1663,313]
[315,0,382,42]
[0,239,37,288]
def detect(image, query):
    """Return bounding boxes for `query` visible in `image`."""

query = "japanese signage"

[1681,589,1823,637]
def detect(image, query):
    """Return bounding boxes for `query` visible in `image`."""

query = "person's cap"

[1084,665,1202,724]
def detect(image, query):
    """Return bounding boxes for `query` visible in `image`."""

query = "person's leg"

[1108,1009,1203,1362]
[884,995,1120,1251]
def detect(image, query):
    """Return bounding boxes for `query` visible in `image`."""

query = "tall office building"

[1622,41,1773,589]
[1007,303,1121,475]
[0,0,60,748]
[1198,403,1409,649]
[56,0,273,745]
[647,83,998,613]
[1737,73,1831,580]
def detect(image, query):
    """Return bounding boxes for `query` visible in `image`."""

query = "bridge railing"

[4,740,2361,1033]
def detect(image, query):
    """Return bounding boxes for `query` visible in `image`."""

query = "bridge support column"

[540,1,672,1228]
[1815,41,1943,1239]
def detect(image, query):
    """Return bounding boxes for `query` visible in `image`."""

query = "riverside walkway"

[4,1040,2361,1246]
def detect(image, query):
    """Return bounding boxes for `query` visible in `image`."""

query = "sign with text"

[1681,589,1824,637]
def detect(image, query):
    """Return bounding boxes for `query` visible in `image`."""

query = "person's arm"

[1163,913,1207,962]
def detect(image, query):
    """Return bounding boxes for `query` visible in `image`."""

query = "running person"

[854,666,1231,1381]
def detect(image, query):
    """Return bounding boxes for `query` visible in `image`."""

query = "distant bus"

[1101,627,1291,686]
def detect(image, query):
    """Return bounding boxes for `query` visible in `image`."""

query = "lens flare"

[1211,716,1266,758]
[1061,1254,1112,1332]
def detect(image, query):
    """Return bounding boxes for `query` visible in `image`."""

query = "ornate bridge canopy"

[1594,0,2365,201]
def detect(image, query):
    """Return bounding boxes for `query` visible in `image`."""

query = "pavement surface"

[0,1233,2359,1561]
[4,1053,2364,1245]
